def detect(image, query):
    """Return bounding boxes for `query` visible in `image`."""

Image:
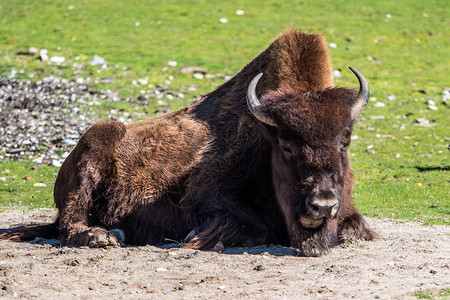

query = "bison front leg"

[54,121,127,247]
[56,174,126,248]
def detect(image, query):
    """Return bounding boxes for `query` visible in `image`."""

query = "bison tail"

[0,222,59,242]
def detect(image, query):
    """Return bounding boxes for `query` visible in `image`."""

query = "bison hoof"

[88,227,125,248]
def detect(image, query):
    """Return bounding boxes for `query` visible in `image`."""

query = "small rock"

[63,139,77,145]
[156,267,168,272]
[75,77,85,84]
[373,102,385,107]
[39,49,48,61]
[193,73,204,80]
[254,264,265,271]
[395,153,401,158]
[49,56,65,64]
[387,95,396,101]
[212,241,224,252]
[236,10,245,15]
[218,285,226,290]
[33,183,47,187]
[219,18,228,24]
[91,55,106,66]
[138,78,149,85]
[186,84,199,92]
[427,99,435,106]
[369,115,385,120]
[332,70,341,78]
[328,43,337,48]
[427,105,438,111]
[366,149,376,155]
[134,21,140,27]
[167,60,177,67]
[51,160,62,167]
[28,47,39,55]
[180,67,207,74]
[414,118,429,126]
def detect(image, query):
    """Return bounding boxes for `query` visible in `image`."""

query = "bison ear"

[349,67,370,119]
[246,73,277,127]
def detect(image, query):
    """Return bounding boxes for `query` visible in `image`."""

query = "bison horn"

[349,67,370,119]
[246,73,277,127]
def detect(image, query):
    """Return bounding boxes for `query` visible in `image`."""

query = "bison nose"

[308,198,339,219]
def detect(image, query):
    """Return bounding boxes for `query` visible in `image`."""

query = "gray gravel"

[0,77,104,165]
[0,77,184,165]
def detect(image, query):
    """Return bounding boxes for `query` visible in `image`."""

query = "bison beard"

[0,30,376,256]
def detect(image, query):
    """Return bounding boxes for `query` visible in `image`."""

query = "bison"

[1,30,376,256]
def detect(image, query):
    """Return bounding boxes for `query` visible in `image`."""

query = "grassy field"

[0,0,448,225]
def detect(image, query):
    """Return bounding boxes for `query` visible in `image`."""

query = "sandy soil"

[0,209,448,299]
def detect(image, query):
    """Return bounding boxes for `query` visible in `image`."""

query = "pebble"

[414,118,429,126]
[212,241,224,252]
[156,267,168,272]
[39,49,48,61]
[63,139,77,145]
[28,47,39,55]
[236,10,245,15]
[387,95,396,101]
[75,77,85,84]
[51,160,62,167]
[49,56,65,64]
[167,61,177,67]
[373,102,385,107]
[332,70,341,78]
[180,67,207,74]
[91,55,106,66]
[328,43,337,48]
[219,18,228,24]
[193,73,204,80]
[369,115,385,120]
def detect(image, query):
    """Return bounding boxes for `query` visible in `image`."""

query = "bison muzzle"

[0,30,376,256]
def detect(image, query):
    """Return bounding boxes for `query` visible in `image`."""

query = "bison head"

[247,67,369,255]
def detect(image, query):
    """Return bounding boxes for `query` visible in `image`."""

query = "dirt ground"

[0,209,448,299]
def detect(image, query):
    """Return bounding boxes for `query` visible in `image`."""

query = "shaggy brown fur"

[0,30,375,256]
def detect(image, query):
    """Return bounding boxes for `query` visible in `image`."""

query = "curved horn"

[246,73,277,127]
[349,67,370,119]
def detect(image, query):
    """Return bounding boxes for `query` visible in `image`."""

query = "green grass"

[0,0,448,224]
[412,288,450,299]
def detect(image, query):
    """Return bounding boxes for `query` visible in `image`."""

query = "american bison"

[1,30,376,256]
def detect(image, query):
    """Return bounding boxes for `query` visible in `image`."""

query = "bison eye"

[281,145,292,154]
